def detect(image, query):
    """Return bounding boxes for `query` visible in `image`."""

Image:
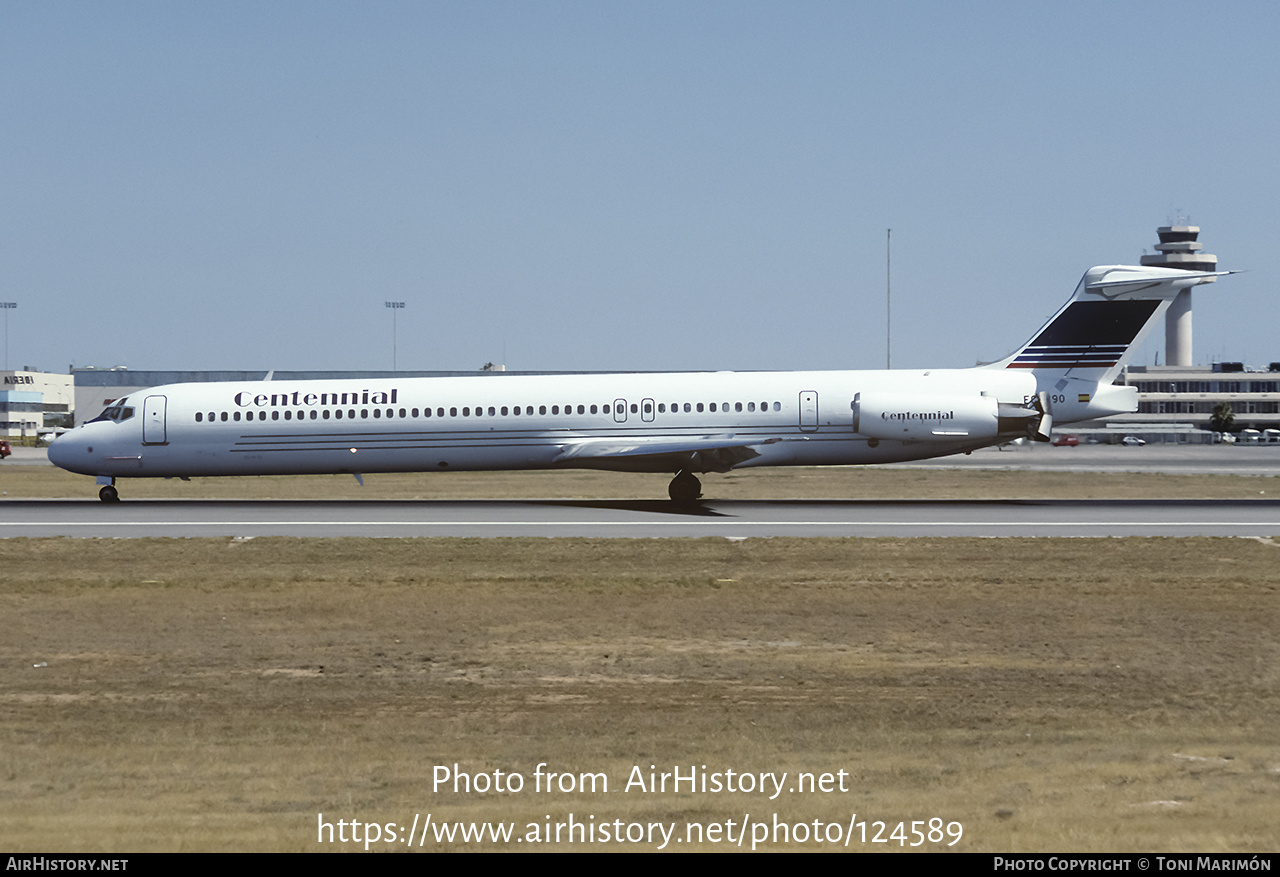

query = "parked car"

[0,440,10,459]
[1121,436,1146,446]
[1051,434,1078,447]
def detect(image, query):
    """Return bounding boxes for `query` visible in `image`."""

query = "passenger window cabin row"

[194,399,785,424]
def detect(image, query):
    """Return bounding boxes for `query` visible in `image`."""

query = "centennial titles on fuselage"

[234,388,400,409]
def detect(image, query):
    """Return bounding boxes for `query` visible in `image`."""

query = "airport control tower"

[1139,223,1217,366]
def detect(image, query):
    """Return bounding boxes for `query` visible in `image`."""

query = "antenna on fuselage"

[886,228,892,369]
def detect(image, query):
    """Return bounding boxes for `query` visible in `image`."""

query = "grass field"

[2,465,1278,852]
[4,538,1279,852]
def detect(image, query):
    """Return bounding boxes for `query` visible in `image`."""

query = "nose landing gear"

[98,478,120,502]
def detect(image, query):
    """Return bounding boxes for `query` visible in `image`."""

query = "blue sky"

[4,1,1278,374]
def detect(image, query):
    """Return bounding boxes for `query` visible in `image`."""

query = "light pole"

[384,301,405,370]
[1,302,16,371]
[885,229,891,369]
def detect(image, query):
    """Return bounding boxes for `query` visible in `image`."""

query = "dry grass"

[2,537,1278,851]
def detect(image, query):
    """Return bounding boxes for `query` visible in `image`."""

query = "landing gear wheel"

[99,485,120,503]
[668,471,701,503]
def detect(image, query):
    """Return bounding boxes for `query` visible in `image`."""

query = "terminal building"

[1,370,73,439]
[1110,363,1280,440]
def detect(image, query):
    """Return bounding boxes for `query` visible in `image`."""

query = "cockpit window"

[87,400,136,424]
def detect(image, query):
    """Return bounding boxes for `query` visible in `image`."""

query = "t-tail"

[985,264,1233,435]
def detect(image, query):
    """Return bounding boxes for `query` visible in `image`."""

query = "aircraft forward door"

[799,390,818,432]
[142,395,168,445]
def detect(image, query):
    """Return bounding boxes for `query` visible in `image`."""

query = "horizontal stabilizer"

[1086,269,1236,292]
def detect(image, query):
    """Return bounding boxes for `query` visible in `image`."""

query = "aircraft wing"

[553,434,788,473]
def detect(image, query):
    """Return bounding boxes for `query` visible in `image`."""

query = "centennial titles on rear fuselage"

[879,408,955,424]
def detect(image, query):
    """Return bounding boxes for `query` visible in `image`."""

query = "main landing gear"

[668,470,702,503]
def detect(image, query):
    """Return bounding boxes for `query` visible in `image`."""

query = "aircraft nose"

[46,432,72,468]
[47,430,91,474]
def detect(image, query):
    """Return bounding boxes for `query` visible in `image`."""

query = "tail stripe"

[1007,345,1128,369]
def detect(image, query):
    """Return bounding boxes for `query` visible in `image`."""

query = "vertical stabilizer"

[991,265,1228,385]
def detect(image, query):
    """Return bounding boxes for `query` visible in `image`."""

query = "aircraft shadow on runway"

[545,499,730,517]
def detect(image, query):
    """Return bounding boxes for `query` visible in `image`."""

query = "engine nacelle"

[853,392,1003,441]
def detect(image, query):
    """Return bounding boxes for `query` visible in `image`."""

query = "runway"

[3,497,1279,538]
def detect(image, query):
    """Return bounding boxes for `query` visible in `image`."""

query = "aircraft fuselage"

[50,367,1046,481]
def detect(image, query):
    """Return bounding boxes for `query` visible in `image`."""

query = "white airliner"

[49,264,1227,502]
